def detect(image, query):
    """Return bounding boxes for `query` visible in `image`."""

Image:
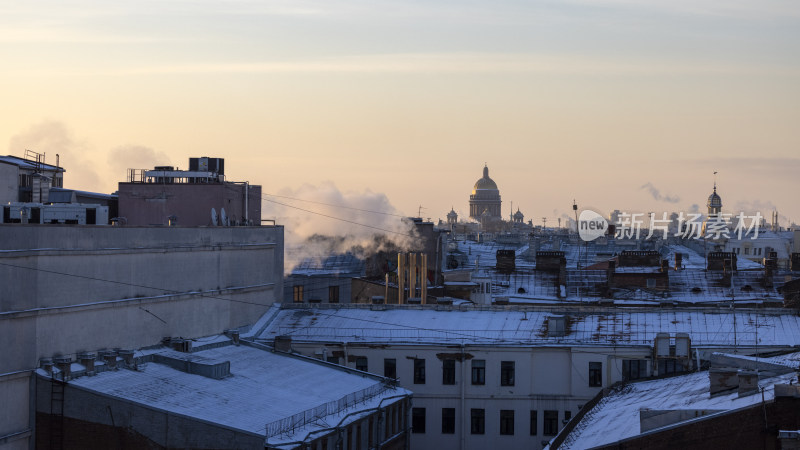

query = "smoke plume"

[108,145,171,179]
[8,121,102,192]
[640,182,680,203]
[263,182,420,274]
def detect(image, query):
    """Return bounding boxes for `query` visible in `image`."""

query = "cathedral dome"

[472,165,498,193]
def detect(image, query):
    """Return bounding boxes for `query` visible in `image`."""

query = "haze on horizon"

[2,0,799,227]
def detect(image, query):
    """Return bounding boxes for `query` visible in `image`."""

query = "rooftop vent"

[274,335,292,352]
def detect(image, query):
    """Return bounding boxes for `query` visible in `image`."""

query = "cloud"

[107,145,171,180]
[640,182,680,203]
[8,121,102,192]
[262,182,419,273]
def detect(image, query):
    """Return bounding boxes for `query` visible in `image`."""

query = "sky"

[2,0,799,230]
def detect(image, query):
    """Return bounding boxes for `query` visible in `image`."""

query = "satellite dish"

[211,208,218,226]
[220,208,229,226]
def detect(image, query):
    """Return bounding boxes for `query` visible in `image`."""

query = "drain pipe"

[460,343,466,450]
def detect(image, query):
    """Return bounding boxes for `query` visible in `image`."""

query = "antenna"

[220,207,229,226]
[211,208,218,226]
[418,205,426,217]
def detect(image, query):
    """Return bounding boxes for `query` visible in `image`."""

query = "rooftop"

[252,304,800,348]
[61,341,408,446]
[557,354,800,449]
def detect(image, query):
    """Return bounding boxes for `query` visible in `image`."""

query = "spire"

[483,164,489,178]
[713,171,717,192]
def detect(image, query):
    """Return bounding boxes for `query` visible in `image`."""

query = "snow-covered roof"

[558,368,799,449]
[66,342,408,445]
[0,155,64,172]
[254,304,800,348]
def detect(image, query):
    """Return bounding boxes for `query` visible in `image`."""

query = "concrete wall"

[117,182,261,226]
[0,163,18,205]
[0,224,283,450]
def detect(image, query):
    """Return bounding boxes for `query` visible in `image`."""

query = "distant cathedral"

[469,165,502,219]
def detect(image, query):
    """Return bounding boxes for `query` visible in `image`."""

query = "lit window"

[356,356,368,372]
[292,285,303,303]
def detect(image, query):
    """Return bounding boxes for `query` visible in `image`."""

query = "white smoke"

[8,121,103,192]
[107,144,171,180]
[640,182,680,203]
[263,182,420,274]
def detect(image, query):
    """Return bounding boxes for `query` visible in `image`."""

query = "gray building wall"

[0,225,283,450]
[0,163,18,205]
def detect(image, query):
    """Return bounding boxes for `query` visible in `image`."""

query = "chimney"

[709,368,738,396]
[102,350,118,370]
[274,335,292,352]
[224,329,241,345]
[675,253,683,271]
[54,357,73,381]
[607,260,616,289]
[170,338,192,353]
[78,353,97,375]
[40,358,54,375]
[119,349,135,367]
[738,370,759,397]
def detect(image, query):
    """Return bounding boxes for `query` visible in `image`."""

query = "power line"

[262,197,418,239]
[262,193,407,218]
[0,261,273,309]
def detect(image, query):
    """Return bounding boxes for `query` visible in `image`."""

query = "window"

[543,410,558,436]
[384,358,396,379]
[471,359,485,385]
[622,359,648,381]
[530,410,538,436]
[589,362,602,387]
[442,408,455,434]
[744,247,750,255]
[329,285,340,303]
[500,361,515,386]
[414,359,426,384]
[442,360,455,385]
[356,356,368,372]
[412,408,426,433]
[564,410,572,424]
[500,410,514,435]
[292,285,303,303]
[470,409,485,435]
[646,278,656,288]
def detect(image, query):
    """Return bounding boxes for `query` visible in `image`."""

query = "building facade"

[251,303,800,450]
